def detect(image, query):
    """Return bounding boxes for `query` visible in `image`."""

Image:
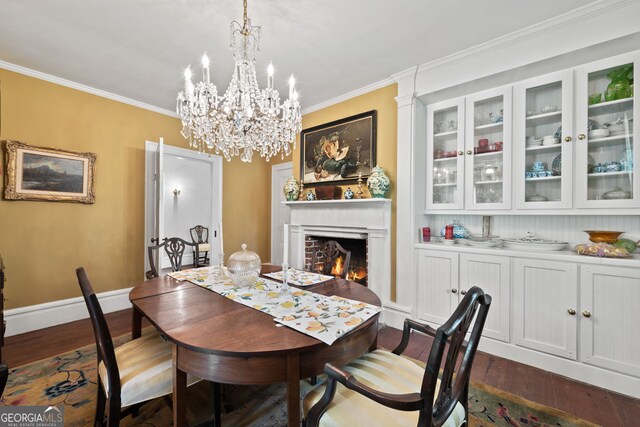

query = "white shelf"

[588,134,633,149]
[433,182,457,187]
[587,170,633,178]
[526,110,562,126]
[475,122,503,131]
[525,144,562,153]
[525,175,561,181]
[433,156,458,162]
[588,97,633,114]
[474,150,504,158]
[474,180,503,185]
[434,130,457,137]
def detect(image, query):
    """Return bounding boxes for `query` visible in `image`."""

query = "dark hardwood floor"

[5,309,640,426]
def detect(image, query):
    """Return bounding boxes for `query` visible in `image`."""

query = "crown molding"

[415,0,637,75]
[0,59,178,118]
[301,77,395,116]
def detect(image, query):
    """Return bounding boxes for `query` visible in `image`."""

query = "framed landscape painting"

[300,110,377,185]
[4,140,96,204]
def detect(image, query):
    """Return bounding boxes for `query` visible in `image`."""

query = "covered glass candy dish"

[227,244,262,286]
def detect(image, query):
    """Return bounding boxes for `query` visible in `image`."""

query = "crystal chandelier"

[176,0,302,162]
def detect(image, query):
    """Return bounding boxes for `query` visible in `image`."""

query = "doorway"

[271,162,292,265]
[144,140,222,275]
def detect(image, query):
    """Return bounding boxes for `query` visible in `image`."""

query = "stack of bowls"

[542,135,560,145]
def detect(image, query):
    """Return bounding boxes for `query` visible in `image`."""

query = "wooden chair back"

[313,240,351,279]
[76,267,121,407]
[415,286,491,425]
[189,225,209,245]
[147,237,198,278]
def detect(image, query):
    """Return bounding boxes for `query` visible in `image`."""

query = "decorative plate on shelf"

[502,232,567,251]
[551,154,595,175]
[461,236,502,248]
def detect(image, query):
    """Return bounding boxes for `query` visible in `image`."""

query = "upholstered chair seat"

[97,331,199,407]
[303,349,465,427]
[198,243,211,253]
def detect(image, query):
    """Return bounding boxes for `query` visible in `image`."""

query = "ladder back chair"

[76,267,201,426]
[304,286,492,427]
[147,237,198,279]
[189,225,211,267]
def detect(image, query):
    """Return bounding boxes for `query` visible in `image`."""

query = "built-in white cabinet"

[416,249,509,342]
[512,258,578,359]
[579,265,640,377]
[575,53,639,208]
[513,70,574,209]
[425,51,639,214]
[425,87,512,211]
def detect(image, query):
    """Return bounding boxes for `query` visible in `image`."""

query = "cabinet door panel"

[459,253,509,342]
[580,265,640,377]
[416,250,457,326]
[426,99,465,210]
[513,70,573,209]
[513,259,577,359]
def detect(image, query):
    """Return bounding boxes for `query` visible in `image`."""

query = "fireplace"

[284,198,391,304]
[305,236,368,286]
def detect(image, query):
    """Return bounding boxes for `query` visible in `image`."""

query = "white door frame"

[271,162,292,264]
[144,141,223,277]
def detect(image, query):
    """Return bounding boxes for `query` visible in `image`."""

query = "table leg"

[131,307,142,340]
[287,352,301,427]
[173,347,187,427]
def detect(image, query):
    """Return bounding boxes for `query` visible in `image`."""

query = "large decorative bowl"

[584,230,624,244]
[227,244,262,286]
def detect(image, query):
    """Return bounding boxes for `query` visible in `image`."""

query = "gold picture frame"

[3,140,96,204]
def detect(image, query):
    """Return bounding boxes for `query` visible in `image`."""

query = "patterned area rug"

[2,332,598,426]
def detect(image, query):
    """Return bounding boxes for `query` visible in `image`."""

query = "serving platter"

[501,238,567,251]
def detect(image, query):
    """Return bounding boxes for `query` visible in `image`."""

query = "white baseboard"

[381,301,412,330]
[5,287,133,337]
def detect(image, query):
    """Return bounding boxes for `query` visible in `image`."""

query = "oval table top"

[129,264,381,356]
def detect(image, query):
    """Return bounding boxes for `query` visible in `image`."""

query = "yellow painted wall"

[282,84,399,299]
[0,69,271,309]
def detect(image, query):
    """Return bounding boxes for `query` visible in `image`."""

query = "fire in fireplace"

[305,236,368,286]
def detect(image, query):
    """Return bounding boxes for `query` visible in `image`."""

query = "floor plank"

[4,311,640,426]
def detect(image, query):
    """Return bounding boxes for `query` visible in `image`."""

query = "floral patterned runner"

[167,266,219,282]
[181,267,381,345]
[263,268,334,287]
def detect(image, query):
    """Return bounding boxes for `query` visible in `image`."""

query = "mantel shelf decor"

[3,140,96,204]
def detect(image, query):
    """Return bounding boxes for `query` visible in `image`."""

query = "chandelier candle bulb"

[267,62,274,89]
[201,52,210,83]
[289,75,295,99]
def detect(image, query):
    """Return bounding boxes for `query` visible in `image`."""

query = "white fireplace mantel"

[284,199,392,307]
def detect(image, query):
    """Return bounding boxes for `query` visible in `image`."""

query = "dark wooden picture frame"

[300,110,377,186]
[3,140,96,204]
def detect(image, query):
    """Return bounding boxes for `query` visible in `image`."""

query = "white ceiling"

[0,0,593,113]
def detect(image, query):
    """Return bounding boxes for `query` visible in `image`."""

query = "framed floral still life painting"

[3,140,96,204]
[300,110,376,185]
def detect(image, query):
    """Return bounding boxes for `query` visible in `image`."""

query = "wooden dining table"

[129,264,381,426]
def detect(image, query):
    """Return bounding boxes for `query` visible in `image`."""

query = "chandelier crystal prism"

[176,0,302,162]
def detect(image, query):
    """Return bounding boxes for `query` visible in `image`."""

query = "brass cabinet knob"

[460,289,467,295]
[458,151,464,156]
[466,150,472,155]
[578,134,586,140]
[582,310,592,318]
[564,136,572,142]
[567,308,576,315]
[451,288,458,294]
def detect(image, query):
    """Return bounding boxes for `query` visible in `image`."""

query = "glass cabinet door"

[513,70,573,209]
[464,86,512,210]
[426,99,465,210]
[576,54,639,208]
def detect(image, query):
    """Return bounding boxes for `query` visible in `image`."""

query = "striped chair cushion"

[198,243,211,252]
[303,349,466,427]
[98,332,200,407]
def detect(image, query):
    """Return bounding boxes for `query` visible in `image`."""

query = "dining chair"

[147,237,199,279]
[189,225,211,267]
[312,240,351,279]
[76,267,202,426]
[304,286,492,427]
